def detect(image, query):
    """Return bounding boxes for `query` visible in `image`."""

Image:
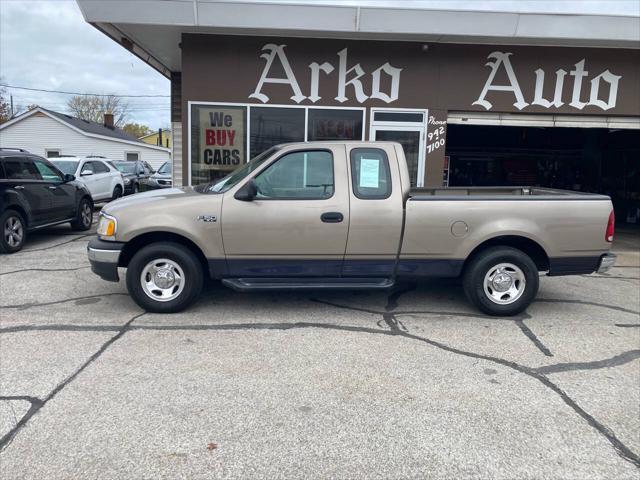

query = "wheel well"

[464,236,549,272]
[118,232,209,272]
[6,205,29,228]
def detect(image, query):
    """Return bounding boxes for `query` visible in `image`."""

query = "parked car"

[1,149,93,253]
[147,161,172,189]
[111,160,154,194]
[88,141,615,315]
[51,156,124,202]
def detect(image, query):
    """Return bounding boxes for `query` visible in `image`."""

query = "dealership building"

[77,1,640,221]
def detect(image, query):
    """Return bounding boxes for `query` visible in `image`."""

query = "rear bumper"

[548,253,616,276]
[597,253,617,273]
[87,238,124,282]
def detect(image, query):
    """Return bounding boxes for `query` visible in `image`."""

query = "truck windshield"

[207,146,279,193]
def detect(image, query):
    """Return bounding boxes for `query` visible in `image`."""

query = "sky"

[0,0,638,131]
[0,0,170,129]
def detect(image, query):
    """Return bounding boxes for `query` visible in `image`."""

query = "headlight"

[124,178,131,185]
[97,213,117,240]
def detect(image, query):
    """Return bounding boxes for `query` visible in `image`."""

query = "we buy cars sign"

[199,107,245,171]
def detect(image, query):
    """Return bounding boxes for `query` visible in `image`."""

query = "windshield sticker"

[359,158,380,188]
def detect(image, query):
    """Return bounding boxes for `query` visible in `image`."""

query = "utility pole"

[10,95,14,118]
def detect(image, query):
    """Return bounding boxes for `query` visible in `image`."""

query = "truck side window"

[350,148,392,199]
[254,150,334,199]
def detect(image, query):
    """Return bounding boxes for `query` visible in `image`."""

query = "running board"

[222,277,395,292]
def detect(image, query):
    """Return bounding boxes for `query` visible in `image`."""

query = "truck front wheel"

[463,246,539,316]
[126,242,204,313]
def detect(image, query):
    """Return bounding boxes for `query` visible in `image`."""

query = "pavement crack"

[385,283,417,312]
[0,266,89,277]
[536,350,640,375]
[0,293,129,311]
[536,298,639,316]
[18,234,94,254]
[515,319,553,357]
[615,324,640,328]
[0,317,638,467]
[0,312,145,453]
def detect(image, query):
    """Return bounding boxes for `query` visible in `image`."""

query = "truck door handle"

[321,212,343,223]
[48,186,58,190]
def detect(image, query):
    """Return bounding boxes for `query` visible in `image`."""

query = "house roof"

[40,108,141,143]
[0,107,171,152]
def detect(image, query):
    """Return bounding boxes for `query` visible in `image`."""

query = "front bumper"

[597,253,617,274]
[87,237,125,282]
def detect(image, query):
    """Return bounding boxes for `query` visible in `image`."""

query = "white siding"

[171,121,183,186]
[0,113,170,170]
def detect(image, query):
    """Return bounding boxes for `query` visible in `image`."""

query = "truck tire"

[126,242,204,313]
[71,197,93,231]
[1,209,27,253]
[463,246,539,316]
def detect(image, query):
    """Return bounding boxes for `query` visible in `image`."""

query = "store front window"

[190,103,364,185]
[190,104,247,185]
[250,107,305,156]
[307,109,363,142]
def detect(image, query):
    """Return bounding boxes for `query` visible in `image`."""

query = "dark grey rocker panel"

[208,258,465,279]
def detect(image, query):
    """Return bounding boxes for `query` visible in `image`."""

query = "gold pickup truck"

[88,141,616,316]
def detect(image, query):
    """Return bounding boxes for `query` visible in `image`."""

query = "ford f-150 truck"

[88,141,616,316]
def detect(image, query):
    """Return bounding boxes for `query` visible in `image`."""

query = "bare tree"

[67,94,129,127]
[0,84,12,124]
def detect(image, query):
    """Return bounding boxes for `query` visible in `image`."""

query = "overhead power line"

[0,83,170,98]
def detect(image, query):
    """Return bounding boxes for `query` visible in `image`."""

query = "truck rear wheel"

[126,242,204,313]
[463,246,539,316]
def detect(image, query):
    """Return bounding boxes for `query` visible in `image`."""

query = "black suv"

[0,149,94,253]
[111,160,154,194]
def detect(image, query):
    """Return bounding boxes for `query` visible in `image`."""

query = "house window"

[46,149,61,158]
[250,107,305,157]
[126,152,140,161]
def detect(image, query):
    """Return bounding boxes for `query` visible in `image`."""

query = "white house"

[0,107,171,170]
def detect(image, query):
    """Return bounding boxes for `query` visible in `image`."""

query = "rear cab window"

[349,148,392,199]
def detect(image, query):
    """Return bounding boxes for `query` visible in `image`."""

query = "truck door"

[342,145,405,277]
[222,146,350,277]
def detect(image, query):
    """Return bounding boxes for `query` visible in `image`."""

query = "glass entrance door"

[371,126,425,187]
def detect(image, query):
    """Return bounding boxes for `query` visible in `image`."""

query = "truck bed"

[409,186,609,200]
[401,186,613,277]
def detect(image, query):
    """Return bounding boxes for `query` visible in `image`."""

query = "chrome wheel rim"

[4,216,24,247]
[483,263,526,305]
[81,202,92,227]
[140,258,185,302]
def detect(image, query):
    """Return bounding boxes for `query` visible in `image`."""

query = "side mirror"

[80,169,93,176]
[63,174,75,182]
[234,179,258,201]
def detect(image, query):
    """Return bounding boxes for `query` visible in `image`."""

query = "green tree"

[122,122,153,138]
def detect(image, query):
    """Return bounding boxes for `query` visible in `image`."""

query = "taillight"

[605,210,615,243]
